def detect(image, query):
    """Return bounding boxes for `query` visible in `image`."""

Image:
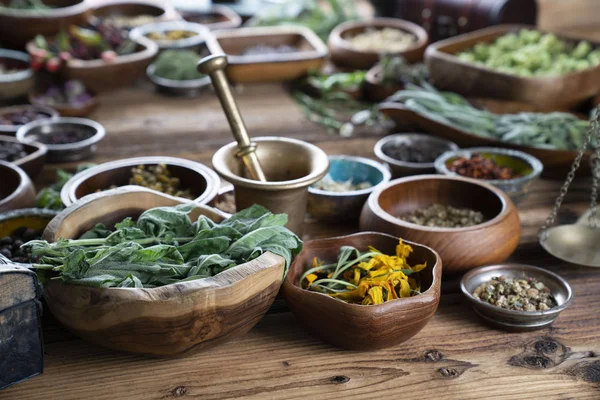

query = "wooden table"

[2,83,599,400]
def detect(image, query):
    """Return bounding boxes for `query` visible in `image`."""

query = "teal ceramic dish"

[435,147,543,203]
[308,155,391,221]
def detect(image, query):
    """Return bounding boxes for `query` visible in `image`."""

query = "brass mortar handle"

[198,54,267,182]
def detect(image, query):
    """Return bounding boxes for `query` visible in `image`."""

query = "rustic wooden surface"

[1,81,599,399]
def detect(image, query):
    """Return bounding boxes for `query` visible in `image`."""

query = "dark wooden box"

[0,264,44,390]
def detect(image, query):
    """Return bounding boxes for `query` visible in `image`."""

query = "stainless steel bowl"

[435,147,543,204]
[130,21,211,51]
[461,264,573,331]
[146,64,211,97]
[308,155,391,221]
[16,117,105,163]
[374,133,459,178]
[0,49,34,101]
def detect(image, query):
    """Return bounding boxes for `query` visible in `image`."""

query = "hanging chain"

[589,116,600,229]
[538,109,600,240]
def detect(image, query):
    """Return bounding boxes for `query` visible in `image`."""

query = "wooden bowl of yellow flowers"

[281,232,442,350]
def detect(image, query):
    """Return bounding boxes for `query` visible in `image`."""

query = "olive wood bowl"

[60,156,220,207]
[0,0,90,48]
[0,104,59,136]
[41,187,286,357]
[0,161,36,214]
[359,175,521,273]
[0,135,47,179]
[328,18,429,70]
[281,232,441,350]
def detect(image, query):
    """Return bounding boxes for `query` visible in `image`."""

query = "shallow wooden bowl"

[60,156,220,207]
[425,24,600,111]
[206,26,328,83]
[28,89,99,118]
[0,135,47,179]
[0,208,58,240]
[0,161,36,214]
[91,1,173,26]
[180,5,242,31]
[359,175,520,273]
[281,232,441,350]
[0,0,90,48]
[41,187,286,357]
[328,18,429,70]
[364,63,404,102]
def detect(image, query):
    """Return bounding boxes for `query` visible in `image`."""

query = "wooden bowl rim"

[425,24,600,82]
[43,186,285,297]
[181,4,242,30]
[0,160,33,208]
[329,17,429,56]
[91,1,167,17]
[208,25,329,65]
[366,174,514,233]
[28,86,99,114]
[0,0,89,18]
[0,104,59,133]
[60,155,221,207]
[0,134,47,168]
[283,231,441,311]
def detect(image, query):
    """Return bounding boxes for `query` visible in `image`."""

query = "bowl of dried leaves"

[281,231,441,350]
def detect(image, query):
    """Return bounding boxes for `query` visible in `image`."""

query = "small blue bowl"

[308,155,391,221]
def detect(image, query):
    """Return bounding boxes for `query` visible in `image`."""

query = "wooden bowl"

[328,18,429,70]
[0,161,36,214]
[0,49,34,102]
[364,63,404,102]
[28,89,99,118]
[41,187,285,356]
[0,135,47,179]
[281,232,441,350]
[0,0,89,48]
[206,26,328,83]
[26,37,159,93]
[425,24,600,111]
[60,156,220,207]
[378,101,591,178]
[180,5,242,31]
[91,1,173,28]
[359,175,521,273]
[0,105,58,136]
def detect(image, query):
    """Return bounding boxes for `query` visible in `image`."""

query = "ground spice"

[400,204,485,228]
[0,227,41,263]
[473,275,557,311]
[36,128,94,145]
[0,141,28,162]
[448,153,519,180]
[383,142,447,163]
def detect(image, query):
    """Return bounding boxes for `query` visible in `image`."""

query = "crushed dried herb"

[448,153,520,180]
[300,239,426,305]
[400,204,485,228]
[473,275,557,311]
[127,164,193,199]
[312,175,372,192]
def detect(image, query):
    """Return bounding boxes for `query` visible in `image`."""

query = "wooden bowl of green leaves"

[146,49,210,97]
[33,186,302,356]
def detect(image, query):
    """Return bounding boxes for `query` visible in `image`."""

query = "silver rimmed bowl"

[435,147,544,203]
[130,21,211,51]
[16,117,105,163]
[0,48,34,101]
[146,63,211,97]
[374,133,459,178]
[460,264,573,331]
[308,155,391,221]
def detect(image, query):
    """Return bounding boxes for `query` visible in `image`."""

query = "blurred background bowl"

[16,117,105,163]
[130,20,211,52]
[180,4,242,31]
[0,135,47,179]
[0,161,36,213]
[307,155,391,221]
[0,49,34,102]
[435,147,543,203]
[146,63,211,97]
[0,105,58,136]
[374,133,459,178]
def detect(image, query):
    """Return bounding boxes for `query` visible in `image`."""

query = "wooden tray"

[205,26,328,83]
[425,25,600,111]
[378,100,591,177]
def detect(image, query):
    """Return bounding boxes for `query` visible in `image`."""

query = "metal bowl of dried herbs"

[460,263,573,331]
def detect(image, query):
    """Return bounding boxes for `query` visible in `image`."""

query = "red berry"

[46,58,61,73]
[31,58,44,71]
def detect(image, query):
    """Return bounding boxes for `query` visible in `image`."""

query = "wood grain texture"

[282,232,441,350]
[425,24,600,110]
[42,188,285,357]
[1,79,598,398]
[359,175,521,273]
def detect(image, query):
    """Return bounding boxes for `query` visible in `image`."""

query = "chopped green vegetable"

[27,204,303,288]
[35,164,96,210]
[152,50,205,81]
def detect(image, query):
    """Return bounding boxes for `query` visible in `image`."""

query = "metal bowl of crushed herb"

[461,264,573,331]
[374,133,459,178]
[435,147,543,204]
[146,49,211,97]
[130,21,210,51]
[308,155,391,221]
[16,117,105,163]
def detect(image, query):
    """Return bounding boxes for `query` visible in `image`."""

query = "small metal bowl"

[374,133,459,178]
[0,48,34,101]
[130,21,211,52]
[460,264,573,331]
[308,155,391,221]
[435,147,544,204]
[209,184,235,218]
[0,104,59,136]
[146,64,211,97]
[16,117,105,163]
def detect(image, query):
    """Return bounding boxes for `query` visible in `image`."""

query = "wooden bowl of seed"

[359,175,520,274]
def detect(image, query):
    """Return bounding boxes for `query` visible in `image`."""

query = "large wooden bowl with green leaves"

[40,186,292,357]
